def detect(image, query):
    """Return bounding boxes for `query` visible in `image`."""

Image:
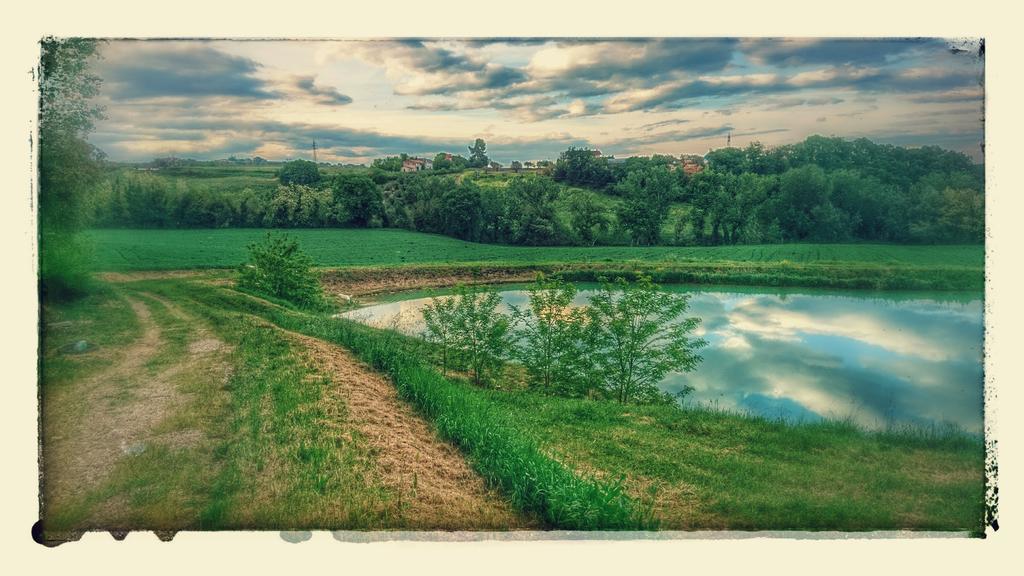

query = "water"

[339,285,984,433]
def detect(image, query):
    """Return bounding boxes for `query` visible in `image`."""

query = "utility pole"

[727,132,732,147]
[312,139,318,163]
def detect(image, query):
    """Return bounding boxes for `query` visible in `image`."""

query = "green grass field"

[86,228,984,272]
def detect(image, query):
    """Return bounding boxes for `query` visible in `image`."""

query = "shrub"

[237,232,323,308]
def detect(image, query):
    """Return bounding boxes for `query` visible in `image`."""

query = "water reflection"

[339,287,984,433]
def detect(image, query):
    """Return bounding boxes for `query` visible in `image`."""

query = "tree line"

[89,134,984,246]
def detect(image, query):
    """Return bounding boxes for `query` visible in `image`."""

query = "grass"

[85,228,983,290]
[165,278,985,532]
[39,279,400,537]
[483,392,985,531]
[164,279,650,530]
[40,283,141,389]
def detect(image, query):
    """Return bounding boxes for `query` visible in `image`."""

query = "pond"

[338,285,985,433]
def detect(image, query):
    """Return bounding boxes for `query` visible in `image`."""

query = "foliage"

[583,277,706,404]
[88,134,983,248]
[277,159,321,186]
[421,293,460,375]
[236,232,323,308]
[552,147,613,189]
[468,138,489,168]
[505,176,568,245]
[509,275,589,396]
[421,285,511,385]
[451,286,510,385]
[616,167,677,246]
[38,38,105,299]
[566,190,611,246]
[330,173,382,227]
[371,155,405,172]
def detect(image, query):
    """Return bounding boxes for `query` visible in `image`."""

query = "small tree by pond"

[584,276,706,404]
[237,232,324,308]
[510,274,590,396]
[422,285,510,385]
[422,292,459,376]
[452,286,510,385]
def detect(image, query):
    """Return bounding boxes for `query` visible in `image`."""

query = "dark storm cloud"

[743,38,945,67]
[99,44,279,100]
[294,75,353,106]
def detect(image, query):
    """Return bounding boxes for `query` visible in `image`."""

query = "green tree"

[278,159,321,186]
[331,174,382,226]
[616,167,676,246]
[422,293,459,376]
[432,152,452,170]
[440,180,483,241]
[584,277,706,404]
[511,160,523,173]
[552,147,613,189]
[567,190,610,246]
[510,275,588,395]
[237,232,323,308]
[371,155,405,172]
[451,286,510,385]
[38,38,105,300]
[507,176,567,245]
[468,138,489,168]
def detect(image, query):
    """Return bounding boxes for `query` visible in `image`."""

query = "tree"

[237,232,324,308]
[441,180,483,241]
[507,176,567,245]
[330,174,382,226]
[451,286,510,385]
[584,277,705,404]
[468,138,489,168]
[422,293,459,375]
[772,165,831,241]
[432,152,452,170]
[510,275,588,395]
[372,155,404,172]
[511,160,523,173]
[552,147,613,189]
[616,167,676,246]
[39,38,106,300]
[278,159,321,185]
[566,190,610,246]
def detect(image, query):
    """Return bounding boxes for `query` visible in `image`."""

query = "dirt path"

[42,293,230,527]
[281,329,533,529]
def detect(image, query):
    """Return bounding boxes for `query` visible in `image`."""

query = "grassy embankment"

[39,278,642,540]
[87,228,983,291]
[132,277,986,533]
[40,281,493,539]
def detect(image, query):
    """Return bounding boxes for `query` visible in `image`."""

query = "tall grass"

[156,280,652,530]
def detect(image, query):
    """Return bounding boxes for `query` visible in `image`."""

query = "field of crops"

[86,228,985,272]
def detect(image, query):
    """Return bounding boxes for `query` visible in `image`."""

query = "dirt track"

[42,294,231,527]
[282,329,532,529]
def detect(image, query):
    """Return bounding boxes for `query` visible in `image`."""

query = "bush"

[237,232,323,308]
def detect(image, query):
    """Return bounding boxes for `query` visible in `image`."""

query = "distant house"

[401,157,432,172]
[680,154,705,175]
[590,149,603,157]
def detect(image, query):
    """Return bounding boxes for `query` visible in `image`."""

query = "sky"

[86,38,986,164]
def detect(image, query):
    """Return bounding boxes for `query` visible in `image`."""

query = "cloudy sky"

[88,38,985,164]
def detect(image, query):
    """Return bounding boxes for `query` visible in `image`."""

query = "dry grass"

[282,329,532,529]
